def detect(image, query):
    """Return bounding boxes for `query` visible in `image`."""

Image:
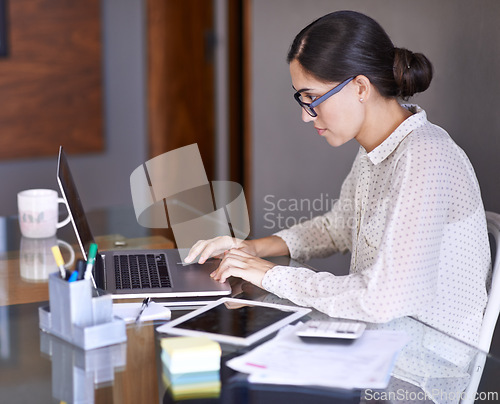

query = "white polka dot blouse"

[262,105,490,346]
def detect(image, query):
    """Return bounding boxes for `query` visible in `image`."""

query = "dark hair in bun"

[287,10,433,99]
[393,47,433,99]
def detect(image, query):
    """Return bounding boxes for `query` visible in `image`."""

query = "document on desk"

[226,323,410,390]
[112,301,171,323]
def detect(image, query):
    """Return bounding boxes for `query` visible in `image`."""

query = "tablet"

[156,297,311,346]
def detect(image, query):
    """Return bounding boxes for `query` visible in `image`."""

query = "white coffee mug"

[20,236,75,282]
[18,189,71,238]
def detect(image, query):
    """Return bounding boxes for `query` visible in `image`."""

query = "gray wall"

[250,0,500,271]
[0,0,147,216]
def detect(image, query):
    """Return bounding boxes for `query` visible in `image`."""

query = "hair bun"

[393,47,433,99]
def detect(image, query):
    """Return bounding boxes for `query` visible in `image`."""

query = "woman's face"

[289,60,366,148]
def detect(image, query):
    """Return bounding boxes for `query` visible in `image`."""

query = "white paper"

[112,301,171,323]
[226,323,409,390]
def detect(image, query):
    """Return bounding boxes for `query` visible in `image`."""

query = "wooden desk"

[0,225,174,403]
[97,325,160,404]
[0,235,174,306]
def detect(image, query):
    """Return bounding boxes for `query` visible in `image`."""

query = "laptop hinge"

[95,253,106,290]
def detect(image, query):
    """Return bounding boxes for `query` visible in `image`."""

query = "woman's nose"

[302,108,315,123]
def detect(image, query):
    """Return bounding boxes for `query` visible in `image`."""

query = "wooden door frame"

[146,0,169,161]
[146,0,252,203]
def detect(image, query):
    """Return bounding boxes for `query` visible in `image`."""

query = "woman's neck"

[356,98,412,153]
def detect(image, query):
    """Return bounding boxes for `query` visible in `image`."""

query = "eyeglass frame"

[293,76,355,117]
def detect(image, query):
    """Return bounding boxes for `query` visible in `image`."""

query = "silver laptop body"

[56,146,231,299]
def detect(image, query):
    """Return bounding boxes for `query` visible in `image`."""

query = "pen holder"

[39,272,127,350]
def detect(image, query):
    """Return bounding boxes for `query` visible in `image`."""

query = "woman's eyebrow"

[292,85,312,93]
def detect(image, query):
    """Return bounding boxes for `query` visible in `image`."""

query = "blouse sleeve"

[262,135,488,323]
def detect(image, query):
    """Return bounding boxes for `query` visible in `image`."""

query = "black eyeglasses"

[293,77,354,117]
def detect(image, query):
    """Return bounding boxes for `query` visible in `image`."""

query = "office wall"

[250,0,500,272]
[0,0,147,216]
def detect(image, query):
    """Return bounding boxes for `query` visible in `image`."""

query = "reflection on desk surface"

[2,293,500,403]
[367,317,474,404]
[250,293,499,404]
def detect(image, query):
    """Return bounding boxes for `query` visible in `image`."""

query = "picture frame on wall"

[0,0,8,57]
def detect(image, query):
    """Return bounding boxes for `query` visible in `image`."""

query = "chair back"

[460,211,500,404]
[477,212,500,350]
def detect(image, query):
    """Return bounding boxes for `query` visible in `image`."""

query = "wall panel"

[0,0,103,160]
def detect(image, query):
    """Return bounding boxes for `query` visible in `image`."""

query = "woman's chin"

[324,135,349,148]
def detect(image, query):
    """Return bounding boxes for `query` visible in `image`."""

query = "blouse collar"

[364,104,427,165]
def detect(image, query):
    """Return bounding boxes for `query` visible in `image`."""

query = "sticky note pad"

[161,336,221,374]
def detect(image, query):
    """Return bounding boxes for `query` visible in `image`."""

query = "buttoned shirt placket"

[352,154,372,272]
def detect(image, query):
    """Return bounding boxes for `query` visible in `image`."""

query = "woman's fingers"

[184,236,242,264]
[212,257,249,283]
[199,236,232,263]
[184,239,211,263]
[210,250,275,287]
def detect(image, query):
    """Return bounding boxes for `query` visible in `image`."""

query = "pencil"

[51,245,66,279]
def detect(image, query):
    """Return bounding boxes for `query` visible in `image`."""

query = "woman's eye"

[305,94,318,102]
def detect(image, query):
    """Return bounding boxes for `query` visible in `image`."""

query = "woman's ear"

[354,75,371,102]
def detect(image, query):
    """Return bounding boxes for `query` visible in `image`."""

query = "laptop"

[56,146,231,299]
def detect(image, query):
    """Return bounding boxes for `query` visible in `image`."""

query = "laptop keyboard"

[114,253,172,289]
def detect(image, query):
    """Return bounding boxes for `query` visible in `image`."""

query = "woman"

[185,10,490,345]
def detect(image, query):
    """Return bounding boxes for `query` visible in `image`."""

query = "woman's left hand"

[210,248,276,287]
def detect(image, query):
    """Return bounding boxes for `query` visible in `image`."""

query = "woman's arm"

[184,235,289,264]
[248,235,290,257]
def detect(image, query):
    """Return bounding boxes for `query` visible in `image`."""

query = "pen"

[135,297,151,323]
[51,245,66,279]
[84,243,98,287]
[68,270,78,282]
[75,259,86,280]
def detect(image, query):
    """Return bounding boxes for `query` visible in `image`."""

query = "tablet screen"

[157,298,311,345]
[175,303,293,338]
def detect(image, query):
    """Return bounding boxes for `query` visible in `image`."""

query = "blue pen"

[68,270,78,282]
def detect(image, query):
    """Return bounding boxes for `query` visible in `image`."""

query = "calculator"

[295,320,366,342]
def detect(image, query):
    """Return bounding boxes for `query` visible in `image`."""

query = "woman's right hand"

[184,236,256,264]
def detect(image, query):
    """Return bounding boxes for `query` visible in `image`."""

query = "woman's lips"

[315,127,326,136]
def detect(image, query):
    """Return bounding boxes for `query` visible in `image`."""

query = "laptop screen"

[56,146,95,261]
